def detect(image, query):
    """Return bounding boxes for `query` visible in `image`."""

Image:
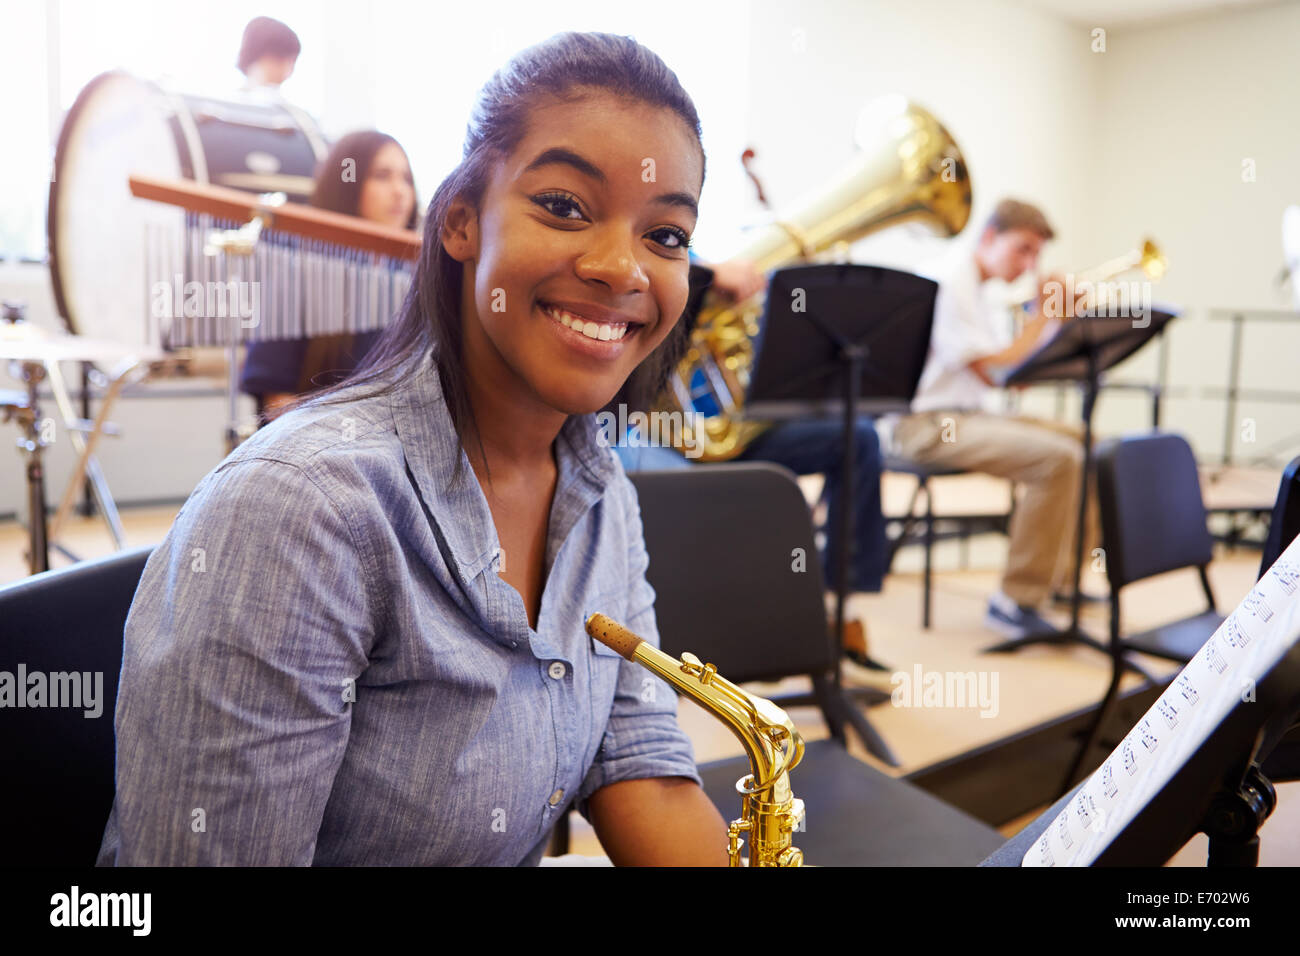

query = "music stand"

[982,537,1300,866]
[744,264,939,761]
[984,307,1179,656]
[682,262,716,336]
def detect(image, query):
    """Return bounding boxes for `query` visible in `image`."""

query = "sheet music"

[1024,531,1300,866]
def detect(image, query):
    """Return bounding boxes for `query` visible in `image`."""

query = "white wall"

[733,0,1099,274]
[1080,0,1300,463]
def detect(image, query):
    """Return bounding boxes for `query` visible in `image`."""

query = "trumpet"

[1017,239,1167,315]
[585,612,806,867]
[1079,238,1167,285]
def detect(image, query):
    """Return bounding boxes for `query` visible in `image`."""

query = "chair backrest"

[0,546,153,865]
[629,463,834,684]
[1095,432,1213,589]
[1259,456,1300,580]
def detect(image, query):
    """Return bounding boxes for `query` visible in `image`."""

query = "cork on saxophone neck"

[585,613,643,661]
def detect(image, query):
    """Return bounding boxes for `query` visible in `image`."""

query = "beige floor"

[4,468,1296,866]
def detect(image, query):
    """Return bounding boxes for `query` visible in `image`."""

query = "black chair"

[882,455,978,629]
[882,455,1023,631]
[634,462,892,762]
[0,546,153,865]
[989,455,1300,864]
[1259,456,1300,577]
[1061,433,1223,791]
[628,463,1004,865]
[1257,456,1300,782]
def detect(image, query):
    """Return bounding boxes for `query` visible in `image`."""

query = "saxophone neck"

[585,613,806,866]
[675,650,804,787]
[585,614,804,787]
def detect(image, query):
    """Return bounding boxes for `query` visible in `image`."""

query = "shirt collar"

[389,350,620,583]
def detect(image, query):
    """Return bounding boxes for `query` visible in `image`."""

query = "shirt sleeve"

[105,457,378,865]
[576,471,702,814]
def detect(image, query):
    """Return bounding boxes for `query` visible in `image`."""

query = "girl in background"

[240,130,418,423]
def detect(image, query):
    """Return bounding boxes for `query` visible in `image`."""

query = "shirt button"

[547,661,567,680]
[549,789,565,807]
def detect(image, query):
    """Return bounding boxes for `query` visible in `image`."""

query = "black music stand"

[682,262,716,336]
[984,308,1178,656]
[743,264,939,760]
[982,602,1300,866]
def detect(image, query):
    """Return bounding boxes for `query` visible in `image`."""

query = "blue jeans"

[736,418,886,594]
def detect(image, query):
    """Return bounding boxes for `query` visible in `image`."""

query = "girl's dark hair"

[237,17,301,73]
[311,131,419,230]
[288,31,705,461]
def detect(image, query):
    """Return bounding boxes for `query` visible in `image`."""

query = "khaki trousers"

[893,410,1100,608]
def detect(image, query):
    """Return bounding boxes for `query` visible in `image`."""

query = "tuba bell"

[663,96,973,461]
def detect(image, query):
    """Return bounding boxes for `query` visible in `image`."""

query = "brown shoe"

[832,617,871,667]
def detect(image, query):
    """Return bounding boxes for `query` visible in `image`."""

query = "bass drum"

[47,71,328,349]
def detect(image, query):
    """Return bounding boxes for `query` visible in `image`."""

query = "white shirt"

[910,252,1015,413]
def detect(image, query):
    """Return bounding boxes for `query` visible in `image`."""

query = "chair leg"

[844,705,900,767]
[1061,669,1124,796]
[813,674,899,766]
[887,480,925,571]
[1119,655,1162,684]
[547,809,572,856]
[1199,564,1217,613]
[1061,598,1145,795]
[809,673,848,747]
[923,479,934,630]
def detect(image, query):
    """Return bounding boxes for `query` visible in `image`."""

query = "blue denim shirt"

[96,351,700,866]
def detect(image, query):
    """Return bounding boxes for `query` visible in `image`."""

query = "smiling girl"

[97,32,729,866]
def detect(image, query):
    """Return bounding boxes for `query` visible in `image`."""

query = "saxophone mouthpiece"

[585,613,643,661]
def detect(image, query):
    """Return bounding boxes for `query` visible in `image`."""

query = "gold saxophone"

[585,612,805,867]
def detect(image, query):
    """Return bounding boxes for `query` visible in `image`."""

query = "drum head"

[48,71,184,347]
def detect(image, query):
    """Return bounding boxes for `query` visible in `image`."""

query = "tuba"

[663,96,973,461]
[585,613,805,867]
